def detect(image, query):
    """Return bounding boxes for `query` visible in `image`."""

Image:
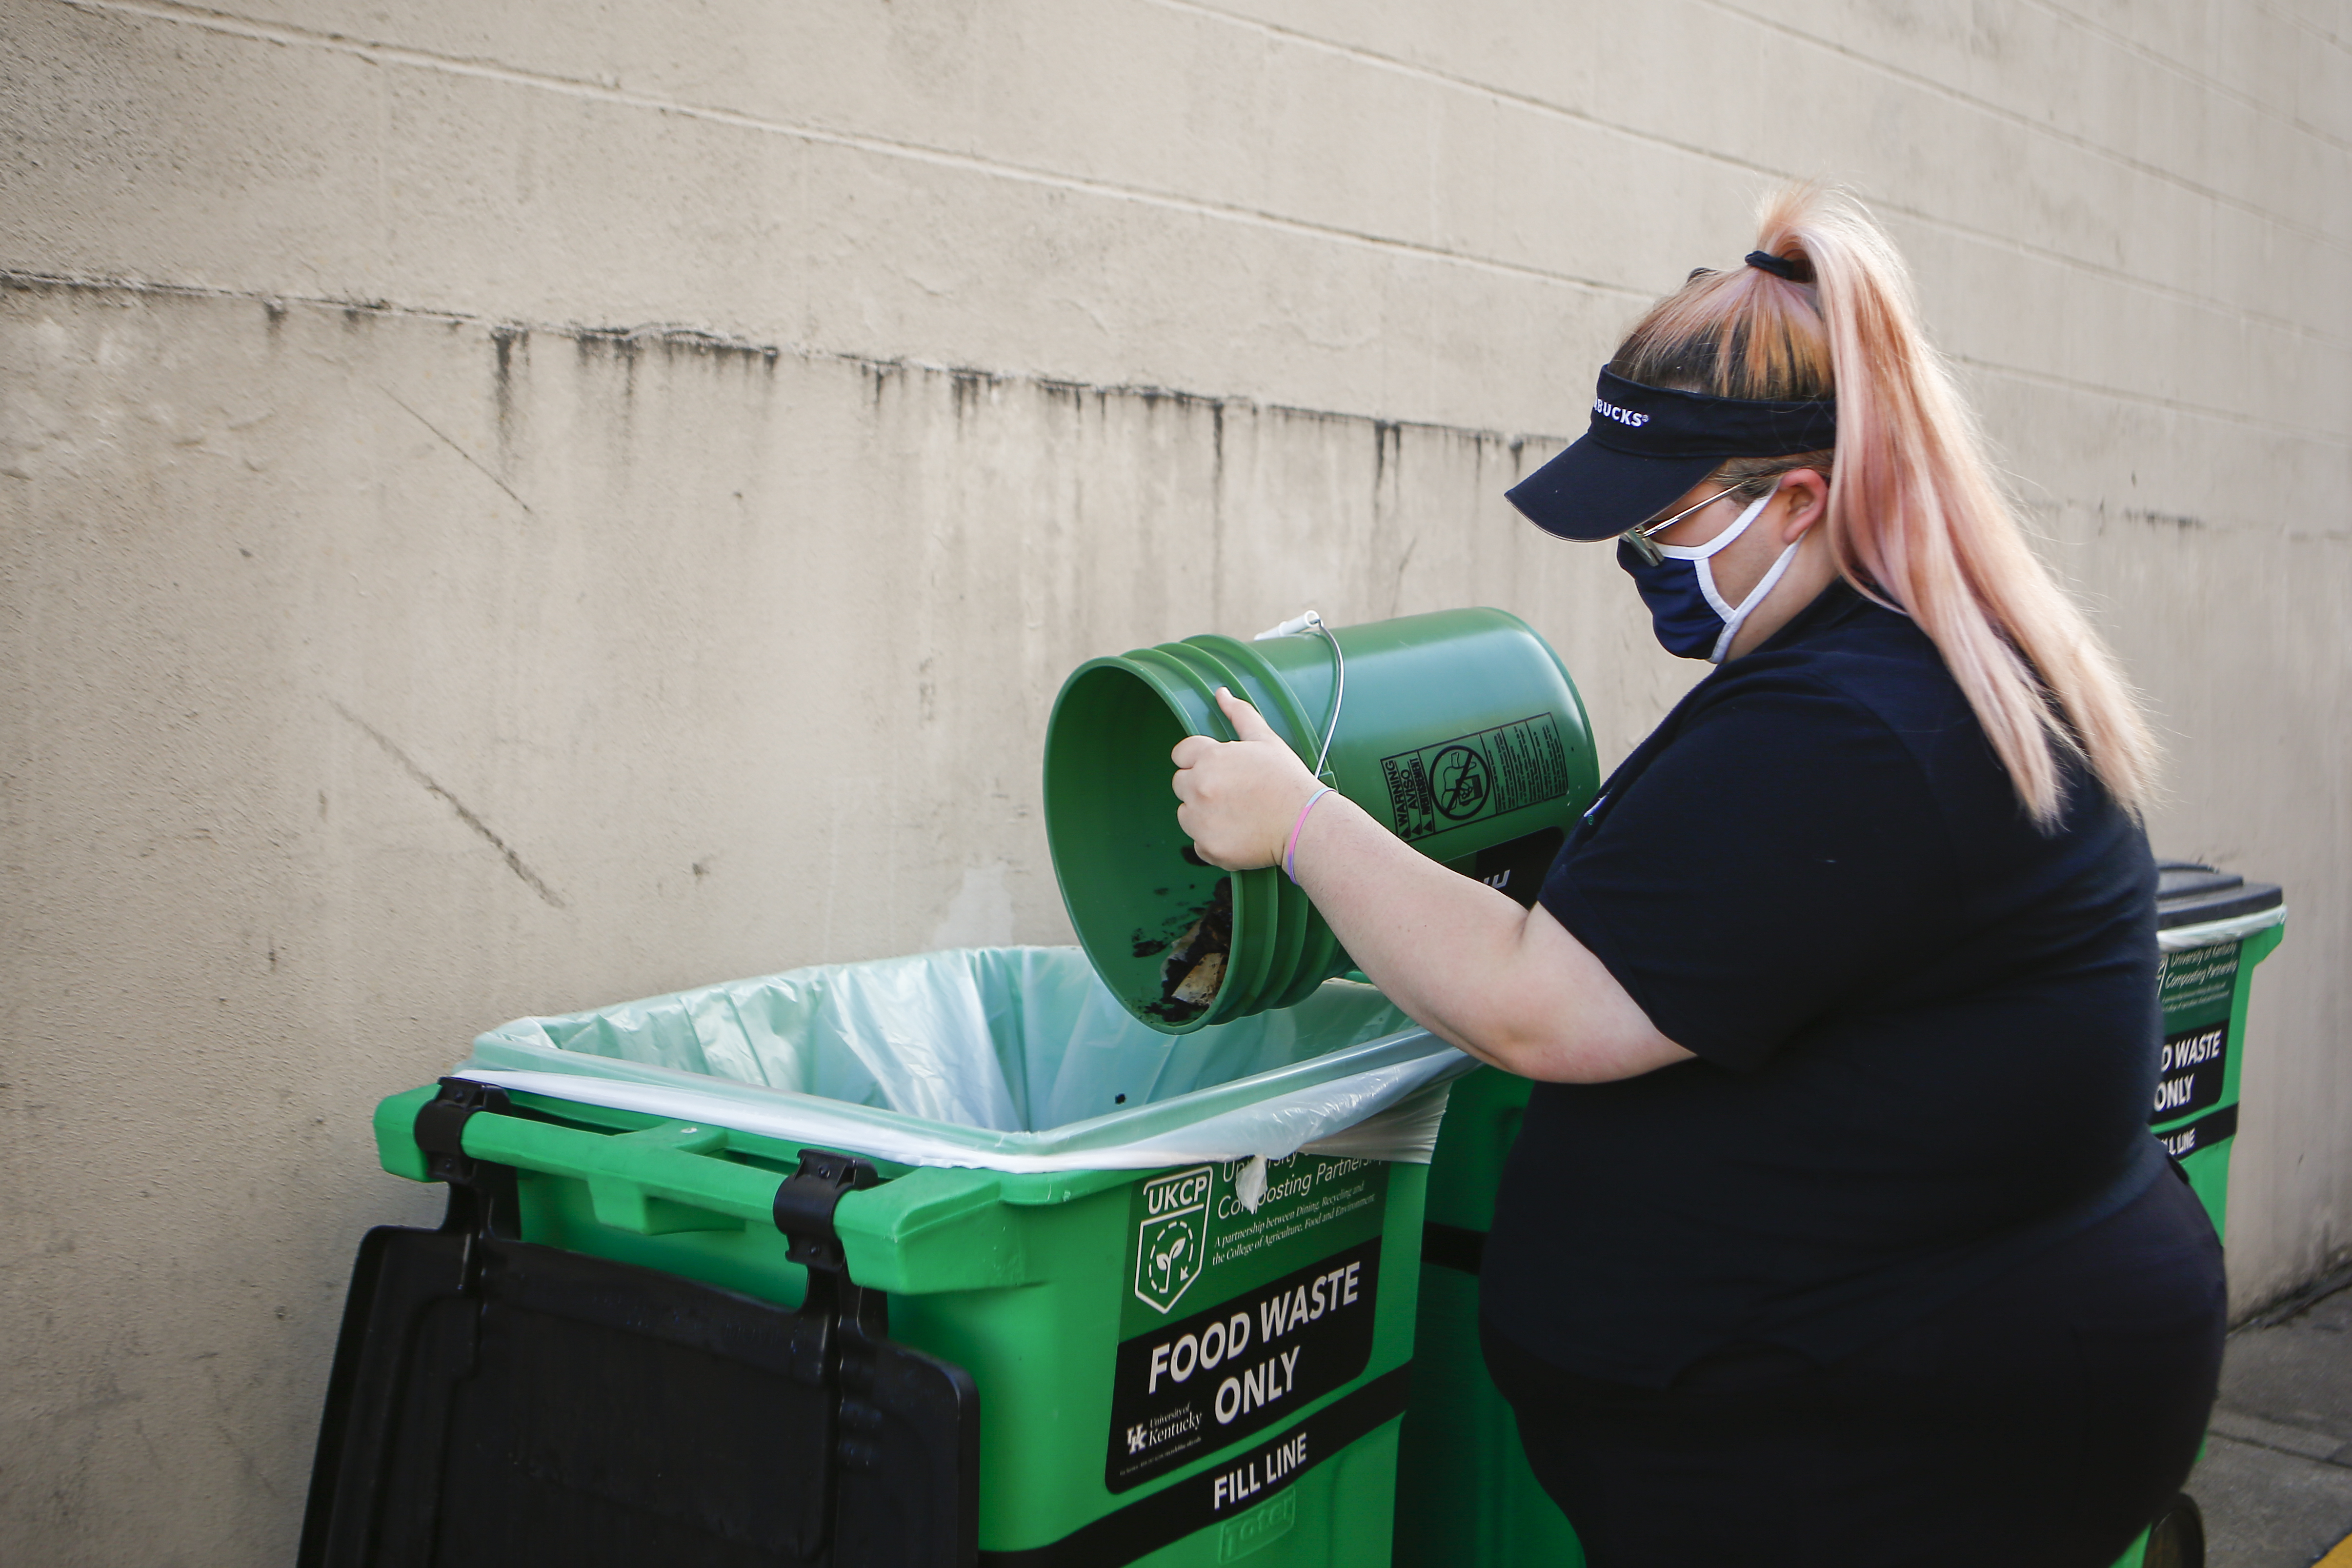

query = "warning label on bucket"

[1380,716,1571,842]
[1109,1157,1388,1491]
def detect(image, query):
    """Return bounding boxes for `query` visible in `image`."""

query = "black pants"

[1481,1172,2225,1568]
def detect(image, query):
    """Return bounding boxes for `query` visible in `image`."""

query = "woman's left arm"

[1174,689,1693,1084]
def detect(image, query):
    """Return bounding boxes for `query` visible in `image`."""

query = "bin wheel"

[2142,1492,2205,1568]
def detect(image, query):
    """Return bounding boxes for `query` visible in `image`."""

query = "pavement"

[2193,1270,2352,1567]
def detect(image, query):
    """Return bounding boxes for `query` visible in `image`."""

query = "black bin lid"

[300,1225,978,1568]
[2155,859,2283,931]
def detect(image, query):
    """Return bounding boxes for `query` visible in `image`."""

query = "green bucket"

[1044,608,1600,1033]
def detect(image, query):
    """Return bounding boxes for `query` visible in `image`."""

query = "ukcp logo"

[1135,1166,1213,1314]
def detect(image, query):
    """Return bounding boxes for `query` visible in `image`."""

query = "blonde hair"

[1610,187,2156,827]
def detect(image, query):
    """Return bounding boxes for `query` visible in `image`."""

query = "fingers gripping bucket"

[1044,607,1601,1032]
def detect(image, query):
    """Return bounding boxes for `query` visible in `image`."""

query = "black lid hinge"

[774,1149,889,1384]
[773,1147,882,1274]
[414,1077,522,1243]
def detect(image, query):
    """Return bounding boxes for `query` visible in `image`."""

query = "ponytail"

[1610,187,2156,827]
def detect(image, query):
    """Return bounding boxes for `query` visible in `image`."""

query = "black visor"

[1507,369,1838,541]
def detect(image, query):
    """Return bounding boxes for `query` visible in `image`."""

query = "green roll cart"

[302,603,1604,1568]
[2125,859,2287,1568]
[1392,858,2284,1568]
[300,947,1472,1568]
[1393,1063,1584,1568]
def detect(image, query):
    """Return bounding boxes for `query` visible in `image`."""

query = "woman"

[1170,188,2223,1567]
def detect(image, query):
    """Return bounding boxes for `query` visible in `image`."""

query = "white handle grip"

[1253,611,1322,642]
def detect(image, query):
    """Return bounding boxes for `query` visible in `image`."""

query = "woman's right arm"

[1175,687,1693,1084]
[1286,788,1698,1084]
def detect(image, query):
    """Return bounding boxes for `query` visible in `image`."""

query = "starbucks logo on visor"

[1502,368,1836,547]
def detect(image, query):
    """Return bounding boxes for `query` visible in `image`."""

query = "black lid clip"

[412,1076,522,1244]
[774,1149,888,1385]
[773,1148,882,1273]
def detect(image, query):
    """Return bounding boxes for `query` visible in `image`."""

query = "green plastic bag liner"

[453,945,1473,1172]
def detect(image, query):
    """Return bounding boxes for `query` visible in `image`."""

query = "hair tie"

[1745,250,1801,281]
[1284,786,1334,884]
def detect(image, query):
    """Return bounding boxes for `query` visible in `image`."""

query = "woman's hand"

[1170,689,1323,870]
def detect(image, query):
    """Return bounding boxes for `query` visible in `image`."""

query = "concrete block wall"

[2,1,2345,1560]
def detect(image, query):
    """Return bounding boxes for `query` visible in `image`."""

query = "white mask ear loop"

[1701,483,1798,663]
[1652,484,1795,663]
[1653,488,1774,564]
[1708,534,1803,662]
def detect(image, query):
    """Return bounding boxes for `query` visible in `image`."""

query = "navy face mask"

[1616,485,1796,663]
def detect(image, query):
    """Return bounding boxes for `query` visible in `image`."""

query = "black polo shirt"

[1479,582,2165,1387]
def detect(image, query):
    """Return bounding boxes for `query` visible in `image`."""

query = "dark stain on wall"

[490,324,525,456]
[2123,507,2204,531]
[0,272,1571,525]
[949,366,998,422]
[1211,400,1226,495]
